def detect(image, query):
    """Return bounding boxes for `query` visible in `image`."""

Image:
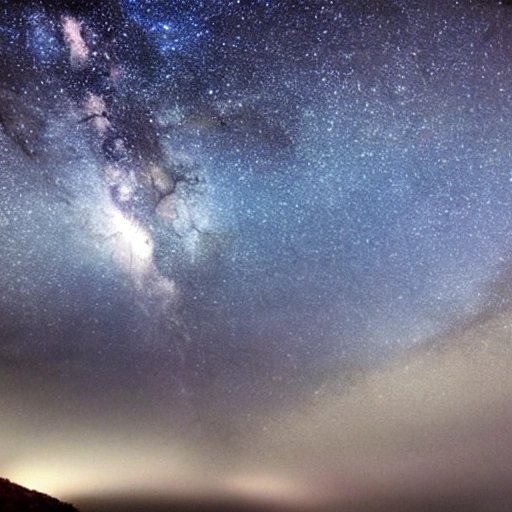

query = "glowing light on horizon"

[4,438,199,501]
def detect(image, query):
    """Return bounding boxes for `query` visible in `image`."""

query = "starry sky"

[1,1,512,511]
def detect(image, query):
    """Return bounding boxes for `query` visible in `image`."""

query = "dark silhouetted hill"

[0,477,79,512]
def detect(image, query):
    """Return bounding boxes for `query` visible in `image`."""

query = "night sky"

[1,1,512,511]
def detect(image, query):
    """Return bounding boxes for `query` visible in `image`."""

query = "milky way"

[1,1,512,511]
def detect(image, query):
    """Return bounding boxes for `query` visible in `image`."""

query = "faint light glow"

[223,473,314,507]
[61,15,89,68]
[83,93,111,134]
[172,193,217,264]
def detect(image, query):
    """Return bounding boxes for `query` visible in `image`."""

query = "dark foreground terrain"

[0,478,78,511]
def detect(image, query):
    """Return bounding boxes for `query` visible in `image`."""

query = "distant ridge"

[0,477,79,511]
